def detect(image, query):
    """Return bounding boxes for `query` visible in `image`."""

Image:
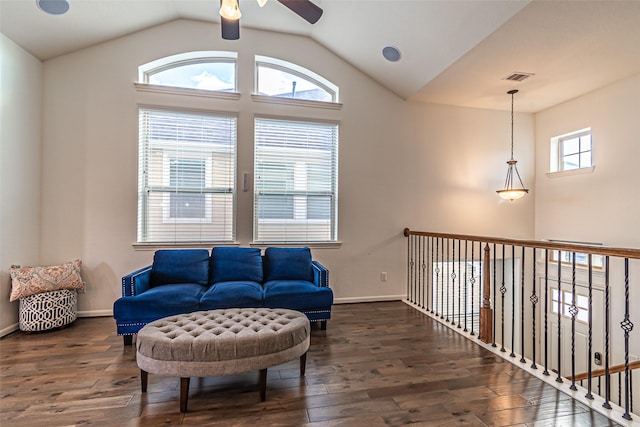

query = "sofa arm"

[121,266,152,296]
[312,261,329,288]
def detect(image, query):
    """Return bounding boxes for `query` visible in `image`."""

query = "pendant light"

[497,89,529,201]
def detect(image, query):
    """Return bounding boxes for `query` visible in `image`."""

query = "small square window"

[550,129,592,172]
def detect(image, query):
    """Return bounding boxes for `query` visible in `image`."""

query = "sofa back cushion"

[150,249,210,287]
[264,247,313,282]
[210,247,263,284]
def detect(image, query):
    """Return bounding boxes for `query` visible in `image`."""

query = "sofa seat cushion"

[263,280,333,311]
[114,283,206,321]
[199,281,264,310]
[151,249,210,287]
[263,247,313,282]
[210,247,263,284]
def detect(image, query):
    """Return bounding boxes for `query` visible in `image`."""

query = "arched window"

[255,55,338,103]
[139,51,237,92]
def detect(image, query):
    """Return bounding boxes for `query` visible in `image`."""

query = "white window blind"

[138,108,236,243]
[254,117,338,243]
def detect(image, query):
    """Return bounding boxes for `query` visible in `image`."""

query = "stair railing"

[404,228,640,424]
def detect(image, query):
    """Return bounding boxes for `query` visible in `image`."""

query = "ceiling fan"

[220,0,323,40]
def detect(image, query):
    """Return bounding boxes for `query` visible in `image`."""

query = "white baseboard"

[0,323,19,338]
[334,295,404,304]
[77,310,113,318]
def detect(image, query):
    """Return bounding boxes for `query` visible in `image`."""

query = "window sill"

[546,166,595,178]
[250,241,342,249]
[132,241,342,250]
[134,83,241,101]
[251,94,342,110]
[132,242,239,251]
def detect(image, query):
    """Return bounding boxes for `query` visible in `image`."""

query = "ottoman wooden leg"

[140,369,148,393]
[180,377,190,413]
[300,352,307,376]
[259,368,267,402]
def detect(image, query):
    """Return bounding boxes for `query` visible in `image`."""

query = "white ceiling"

[1,0,639,113]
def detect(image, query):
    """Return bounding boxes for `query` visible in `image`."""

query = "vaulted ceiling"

[1,0,639,113]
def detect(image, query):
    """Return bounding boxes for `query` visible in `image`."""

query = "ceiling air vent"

[503,72,534,82]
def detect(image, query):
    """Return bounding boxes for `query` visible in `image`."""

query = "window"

[139,51,237,92]
[549,250,604,270]
[138,108,237,243]
[254,117,338,243]
[550,128,592,172]
[255,56,338,103]
[551,288,589,323]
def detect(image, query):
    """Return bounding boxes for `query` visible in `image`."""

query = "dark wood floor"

[0,301,620,426]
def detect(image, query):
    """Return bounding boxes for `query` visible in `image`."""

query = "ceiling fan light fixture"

[36,0,70,15]
[257,0,268,7]
[219,0,242,20]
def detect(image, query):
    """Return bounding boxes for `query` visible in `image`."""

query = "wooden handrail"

[403,228,640,260]
[569,360,640,382]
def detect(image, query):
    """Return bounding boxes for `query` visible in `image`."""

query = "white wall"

[28,19,534,320]
[0,34,43,334]
[534,73,640,368]
[535,73,640,248]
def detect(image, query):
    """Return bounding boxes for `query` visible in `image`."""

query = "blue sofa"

[113,247,333,345]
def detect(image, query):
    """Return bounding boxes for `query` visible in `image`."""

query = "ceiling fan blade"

[221,17,240,40]
[277,0,323,24]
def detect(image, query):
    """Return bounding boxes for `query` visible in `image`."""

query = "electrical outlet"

[380,272,388,282]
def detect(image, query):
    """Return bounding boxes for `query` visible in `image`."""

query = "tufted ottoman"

[136,308,310,412]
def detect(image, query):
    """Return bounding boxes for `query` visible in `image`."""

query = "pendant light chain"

[510,91,515,161]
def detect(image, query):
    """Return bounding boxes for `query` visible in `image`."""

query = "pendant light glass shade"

[497,90,529,202]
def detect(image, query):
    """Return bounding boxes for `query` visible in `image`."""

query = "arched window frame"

[253,55,340,106]
[136,51,239,97]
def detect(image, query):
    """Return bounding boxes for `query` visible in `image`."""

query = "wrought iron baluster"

[421,237,429,310]
[617,375,623,408]
[510,245,515,358]
[445,239,450,322]
[441,238,445,319]
[621,257,633,420]
[556,250,563,384]
[430,237,435,314]
[464,240,468,332]
[431,237,441,316]
[470,242,476,336]
[520,246,526,363]
[530,248,538,369]
[569,252,578,391]
[413,236,422,306]
[406,234,411,303]
[458,240,462,328]
[492,243,497,347]
[450,239,456,324]
[500,244,506,352]
[477,242,483,337]
[543,249,549,376]
[586,254,594,400]
[603,256,611,409]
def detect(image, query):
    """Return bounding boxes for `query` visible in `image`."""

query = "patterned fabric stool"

[136,308,310,412]
[19,289,78,332]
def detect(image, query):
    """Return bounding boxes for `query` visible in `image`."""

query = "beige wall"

[1,19,535,333]
[534,73,640,248]
[0,34,43,334]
